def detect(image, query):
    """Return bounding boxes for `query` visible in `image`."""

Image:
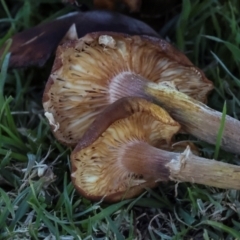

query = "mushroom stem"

[109,72,240,154]
[122,142,240,190]
[145,82,240,155]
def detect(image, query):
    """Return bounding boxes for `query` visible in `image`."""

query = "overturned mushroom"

[71,97,180,201]
[94,0,141,12]
[43,32,240,154]
[43,32,211,145]
[71,98,240,202]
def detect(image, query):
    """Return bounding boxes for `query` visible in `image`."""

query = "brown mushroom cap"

[71,98,180,202]
[43,32,213,146]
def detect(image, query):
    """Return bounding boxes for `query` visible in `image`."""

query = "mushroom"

[71,97,240,202]
[42,32,212,146]
[71,97,180,202]
[43,32,240,154]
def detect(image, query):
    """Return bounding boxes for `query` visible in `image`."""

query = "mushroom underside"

[43,32,213,146]
[71,98,180,201]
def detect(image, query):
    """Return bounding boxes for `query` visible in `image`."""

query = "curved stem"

[122,142,240,189]
[145,83,240,154]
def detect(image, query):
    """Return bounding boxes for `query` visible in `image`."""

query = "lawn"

[0,0,240,239]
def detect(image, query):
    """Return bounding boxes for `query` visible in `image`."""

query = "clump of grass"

[0,0,240,239]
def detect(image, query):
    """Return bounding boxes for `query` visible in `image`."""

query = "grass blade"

[214,101,227,159]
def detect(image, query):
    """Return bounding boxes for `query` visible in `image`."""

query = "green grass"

[1,0,240,239]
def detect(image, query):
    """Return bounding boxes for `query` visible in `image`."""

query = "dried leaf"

[1,11,158,69]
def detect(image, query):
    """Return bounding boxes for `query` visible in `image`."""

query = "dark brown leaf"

[1,10,158,69]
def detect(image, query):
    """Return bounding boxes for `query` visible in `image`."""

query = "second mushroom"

[71,98,240,202]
